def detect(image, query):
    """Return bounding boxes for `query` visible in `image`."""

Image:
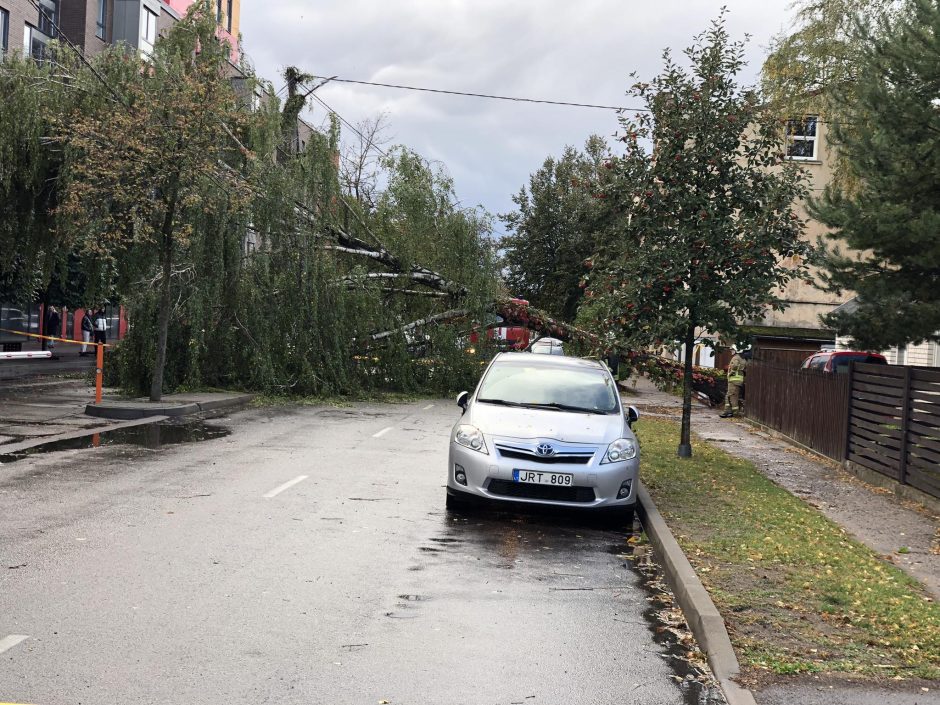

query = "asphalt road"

[0,400,710,705]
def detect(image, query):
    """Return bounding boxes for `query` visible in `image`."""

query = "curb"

[84,394,254,420]
[637,483,757,705]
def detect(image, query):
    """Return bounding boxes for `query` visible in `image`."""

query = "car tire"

[446,489,472,511]
[600,505,635,529]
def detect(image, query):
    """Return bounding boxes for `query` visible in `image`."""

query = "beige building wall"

[752,120,853,332]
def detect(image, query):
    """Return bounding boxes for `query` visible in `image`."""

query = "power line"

[307,74,646,112]
[306,90,389,159]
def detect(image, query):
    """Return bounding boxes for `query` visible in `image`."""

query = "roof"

[741,324,835,342]
[829,297,859,316]
[493,352,605,371]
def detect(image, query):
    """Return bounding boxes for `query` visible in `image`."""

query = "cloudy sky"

[240,1,797,234]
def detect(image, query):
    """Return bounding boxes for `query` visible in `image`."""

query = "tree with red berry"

[584,14,813,457]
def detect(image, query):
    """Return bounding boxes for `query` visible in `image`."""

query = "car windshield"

[477,363,618,413]
[834,354,885,372]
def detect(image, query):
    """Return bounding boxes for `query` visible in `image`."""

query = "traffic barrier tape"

[0,327,112,348]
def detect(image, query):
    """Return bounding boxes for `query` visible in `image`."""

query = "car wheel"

[446,489,472,511]
[600,506,635,529]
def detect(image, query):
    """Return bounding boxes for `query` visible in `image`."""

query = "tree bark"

[677,319,695,458]
[149,189,178,402]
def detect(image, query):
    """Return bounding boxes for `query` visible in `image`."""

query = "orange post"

[95,342,104,404]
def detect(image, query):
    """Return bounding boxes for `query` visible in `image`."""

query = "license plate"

[513,469,573,486]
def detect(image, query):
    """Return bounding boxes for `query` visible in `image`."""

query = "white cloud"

[241,1,793,221]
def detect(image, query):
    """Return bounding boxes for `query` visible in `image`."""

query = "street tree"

[810,0,940,348]
[340,112,392,212]
[0,50,79,304]
[59,7,251,401]
[585,15,812,457]
[500,136,609,320]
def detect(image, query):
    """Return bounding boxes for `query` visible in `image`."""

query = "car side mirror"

[626,405,639,427]
[456,391,469,412]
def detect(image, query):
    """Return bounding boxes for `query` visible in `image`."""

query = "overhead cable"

[307,74,643,112]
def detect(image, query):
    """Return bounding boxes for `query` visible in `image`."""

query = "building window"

[139,7,157,57]
[96,0,106,39]
[226,0,232,31]
[36,0,57,38]
[0,8,9,54]
[216,0,222,23]
[786,116,818,160]
[23,24,50,62]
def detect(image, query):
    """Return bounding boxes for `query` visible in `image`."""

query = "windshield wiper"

[476,398,528,407]
[522,402,611,415]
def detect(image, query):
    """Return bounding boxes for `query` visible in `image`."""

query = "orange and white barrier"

[1,350,52,360]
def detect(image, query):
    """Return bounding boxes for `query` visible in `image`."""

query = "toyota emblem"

[535,443,556,457]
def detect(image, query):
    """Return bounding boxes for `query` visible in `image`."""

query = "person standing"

[720,348,747,418]
[80,309,94,356]
[45,306,61,355]
[93,307,108,349]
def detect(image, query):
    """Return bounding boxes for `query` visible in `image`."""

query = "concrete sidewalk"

[620,376,940,705]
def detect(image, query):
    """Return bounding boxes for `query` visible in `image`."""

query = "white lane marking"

[263,475,309,499]
[0,634,29,654]
[372,426,394,438]
[422,403,435,410]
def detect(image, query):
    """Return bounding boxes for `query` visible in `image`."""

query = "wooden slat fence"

[846,363,940,499]
[745,360,850,460]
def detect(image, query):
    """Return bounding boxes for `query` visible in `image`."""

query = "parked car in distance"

[801,350,888,374]
[447,352,640,524]
[529,337,564,355]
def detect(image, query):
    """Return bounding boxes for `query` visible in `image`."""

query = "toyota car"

[446,352,640,523]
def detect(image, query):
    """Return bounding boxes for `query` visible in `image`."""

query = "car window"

[477,364,618,413]
[809,355,827,370]
[833,354,867,373]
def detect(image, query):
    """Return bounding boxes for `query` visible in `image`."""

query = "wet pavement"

[0,420,229,463]
[0,399,722,705]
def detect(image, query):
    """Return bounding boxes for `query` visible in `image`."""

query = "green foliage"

[582,15,812,451]
[0,50,78,302]
[1,6,498,399]
[811,0,940,348]
[762,0,902,117]
[500,136,609,320]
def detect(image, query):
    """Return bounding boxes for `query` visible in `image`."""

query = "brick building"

[0,0,239,62]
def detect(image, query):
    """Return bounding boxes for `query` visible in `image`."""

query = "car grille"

[486,479,596,503]
[495,445,594,465]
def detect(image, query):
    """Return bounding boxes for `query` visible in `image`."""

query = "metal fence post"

[898,365,913,486]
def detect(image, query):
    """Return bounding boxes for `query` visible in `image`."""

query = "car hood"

[467,403,625,444]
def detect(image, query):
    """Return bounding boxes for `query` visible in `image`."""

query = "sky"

[240,1,797,235]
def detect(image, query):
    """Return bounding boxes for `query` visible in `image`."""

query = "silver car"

[447,352,640,523]
[529,337,564,355]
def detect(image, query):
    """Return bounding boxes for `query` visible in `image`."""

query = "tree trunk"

[677,320,695,458]
[149,192,177,402]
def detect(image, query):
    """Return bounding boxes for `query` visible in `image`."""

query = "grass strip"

[636,417,940,680]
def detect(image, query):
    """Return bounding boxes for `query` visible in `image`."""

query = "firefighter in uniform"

[720,348,747,418]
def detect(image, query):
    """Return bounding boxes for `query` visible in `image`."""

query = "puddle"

[0,421,230,463]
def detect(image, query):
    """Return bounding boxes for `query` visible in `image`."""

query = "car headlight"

[602,438,637,463]
[454,424,488,454]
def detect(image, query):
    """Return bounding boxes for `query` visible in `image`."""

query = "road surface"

[0,400,714,704]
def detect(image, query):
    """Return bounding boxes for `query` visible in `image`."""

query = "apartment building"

[735,115,849,361]
[743,116,940,368]
[0,0,239,62]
